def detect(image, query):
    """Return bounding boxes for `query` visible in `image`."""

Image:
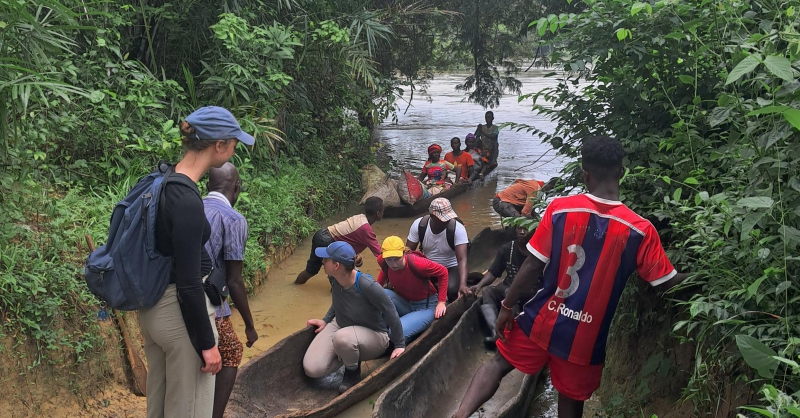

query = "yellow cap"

[381,236,405,259]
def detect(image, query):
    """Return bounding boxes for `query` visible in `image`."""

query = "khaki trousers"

[138,284,218,418]
[302,319,389,378]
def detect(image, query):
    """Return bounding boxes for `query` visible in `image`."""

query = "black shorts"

[305,228,335,275]
[492,197,524,218]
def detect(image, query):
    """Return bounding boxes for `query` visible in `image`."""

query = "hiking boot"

[480,304,499,349]
[338,363,362,394]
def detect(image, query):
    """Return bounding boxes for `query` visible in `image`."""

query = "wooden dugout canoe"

[371,301,541,418]
[382,165,497,219]
[226,227,509,418]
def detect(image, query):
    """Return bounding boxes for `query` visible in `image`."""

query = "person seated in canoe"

[407,198,472,303]
[453,136,693,418]
[469,226,536,348]
[444,137,474,185]
[294,197,384,284]
[377,236,449,342]
[303,242,405,394]
[418,143,461,196]
[474,111,499,181]
[464,133,483,183]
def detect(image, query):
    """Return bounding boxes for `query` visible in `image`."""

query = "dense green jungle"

[1,0,799,416]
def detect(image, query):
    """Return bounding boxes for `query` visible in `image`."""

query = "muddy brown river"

[228,70,598,417]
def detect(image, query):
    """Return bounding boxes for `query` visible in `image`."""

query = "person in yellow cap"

[376,236,450,341]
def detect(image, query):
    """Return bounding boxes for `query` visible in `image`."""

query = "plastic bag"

[397,170,425,205]
[361,164,387,193]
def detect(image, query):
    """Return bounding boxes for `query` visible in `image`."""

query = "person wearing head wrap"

[418,143,459,194]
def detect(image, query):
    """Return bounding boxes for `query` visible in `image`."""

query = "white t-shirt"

[407,217,469,268]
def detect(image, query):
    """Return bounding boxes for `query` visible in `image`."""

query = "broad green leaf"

[536,18,547,36]
[736,196,774,209]
[773,356,800,370]
[763,55,794,81]
[779,225,800,244]
[739,406,774,417]
[673,188,682,203]
[726,55,761,85]
[736,335,778,378]
[790,177,800,192]
[88,90,105,103]
[776,281,792,294]
[677,75,694,84]
[631,2,647,15]
[748,275,767,296]
[709,107,732,127]
[684,177,699,185]
[741,212,764,240]
[783,109,800,130]
[746,105,789,116]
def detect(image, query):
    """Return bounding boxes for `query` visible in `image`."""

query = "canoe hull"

[371,301,541,418]
[227,296,476,418]
[383,183,469,219]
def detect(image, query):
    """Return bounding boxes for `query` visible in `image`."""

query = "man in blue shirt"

[203,162,258,418]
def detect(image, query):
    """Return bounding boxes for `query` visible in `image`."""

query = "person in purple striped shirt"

[203,162,258,418]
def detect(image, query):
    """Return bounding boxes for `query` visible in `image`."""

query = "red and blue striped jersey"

[516,194,676,365]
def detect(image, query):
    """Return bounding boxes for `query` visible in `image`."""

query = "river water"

[229,69,581,417]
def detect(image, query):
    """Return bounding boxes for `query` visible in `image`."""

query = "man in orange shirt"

[493,178,555,218]
[444,137,474,184]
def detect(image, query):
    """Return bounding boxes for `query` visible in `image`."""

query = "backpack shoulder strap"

[354,271,364,298]
[418,215,430,249]
[380,259,390,288]
[157,165,173,224]
[406,253,435,307]
[446,219,457,251]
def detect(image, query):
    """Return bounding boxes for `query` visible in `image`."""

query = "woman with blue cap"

[137,106,254,418]
[302,241,406,394]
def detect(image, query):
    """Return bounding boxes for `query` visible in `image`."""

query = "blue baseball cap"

[185,106,255,146]
[315,241,357,267]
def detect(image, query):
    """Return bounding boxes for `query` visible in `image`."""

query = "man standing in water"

[203,162,258,418]
[474,111,499,180]
[453,136,692,418]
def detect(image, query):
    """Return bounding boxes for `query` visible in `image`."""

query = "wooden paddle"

[85,234,148,396]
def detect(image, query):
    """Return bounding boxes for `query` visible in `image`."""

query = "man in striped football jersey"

[454,136,691,418]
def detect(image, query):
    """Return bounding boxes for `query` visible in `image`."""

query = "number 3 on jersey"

[555,244,585,298]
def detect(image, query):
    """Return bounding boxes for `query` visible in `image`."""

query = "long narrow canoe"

[226,227,506,418]
[371,301,542,418]
[382,165,497,219]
